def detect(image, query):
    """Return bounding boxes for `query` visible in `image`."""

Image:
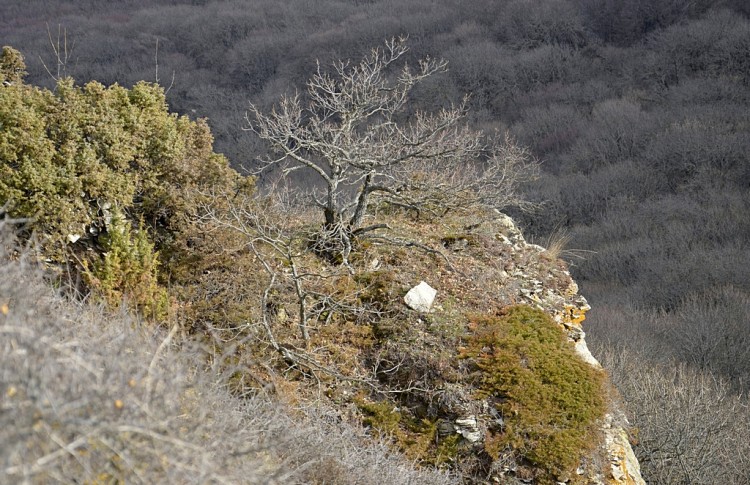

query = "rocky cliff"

[489,213,644,484]
[230,207,647,484]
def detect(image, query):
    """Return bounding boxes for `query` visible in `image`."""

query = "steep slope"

[347,209,647,484]
[191,201,646,484]
[487,213,644,484]
[0,219,459,485]
[0,50,643,482]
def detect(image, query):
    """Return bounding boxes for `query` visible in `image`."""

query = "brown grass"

[0,219,458,485]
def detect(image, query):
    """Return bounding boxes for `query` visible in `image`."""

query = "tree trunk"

[349,172,373,230]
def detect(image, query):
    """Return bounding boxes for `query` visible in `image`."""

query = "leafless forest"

[2,1,750,482]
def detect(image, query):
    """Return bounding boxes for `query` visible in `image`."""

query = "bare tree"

[247,37,537,252]
[598,346,750,484]
[39,23,76,82]
[192,189,374,345]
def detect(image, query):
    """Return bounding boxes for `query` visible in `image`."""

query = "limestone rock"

[603,414,646,485]
[404,281,436,313]
[574,337,602,369]
[493,211,526,246]
[490,211,644,484]
[493,211,520,236]
[455,415,481,443]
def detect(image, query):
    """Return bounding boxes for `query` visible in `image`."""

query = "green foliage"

[357,397,403,436]
[460,305,607,483]
[433,432,462,466]
[355,395,463,467]
[0,55,248,319]
[0,46,26,84]
[0,68,243,258]
[83,210,170,321]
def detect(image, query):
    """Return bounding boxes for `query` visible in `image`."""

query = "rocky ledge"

[384,211,645,483]
[241,208,645,484]
[488,213,644,485]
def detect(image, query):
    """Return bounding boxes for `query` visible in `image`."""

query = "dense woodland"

[2,0,750,483]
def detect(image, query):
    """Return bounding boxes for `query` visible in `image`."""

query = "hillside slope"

[0,219,459,485]
[0,206,644,484]
[0,51,643,483]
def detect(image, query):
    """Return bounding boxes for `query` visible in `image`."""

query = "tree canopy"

[249,38,537,260]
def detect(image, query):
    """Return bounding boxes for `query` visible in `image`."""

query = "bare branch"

[39,24,76,82]
[244,37,539,257]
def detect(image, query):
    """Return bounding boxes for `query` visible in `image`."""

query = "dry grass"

[542,227,573,261]
[0,219,457,485]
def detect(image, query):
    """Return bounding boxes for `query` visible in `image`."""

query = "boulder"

[404,281,437,313]
[455,415,481,443]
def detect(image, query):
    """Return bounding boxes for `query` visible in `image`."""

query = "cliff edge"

[490,213,645,485]
[212,206,647,484]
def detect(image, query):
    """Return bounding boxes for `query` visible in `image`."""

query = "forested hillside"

[2,1,750,482]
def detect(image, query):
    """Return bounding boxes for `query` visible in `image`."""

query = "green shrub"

[460,305,607,483]
[0,46,26,84]
[0,49,249,319]
[357,397,403,436]
[0,74,242,255]
[355,392,466,468]
[83,210,170,321]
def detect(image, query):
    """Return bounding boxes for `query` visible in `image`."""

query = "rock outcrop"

[488,212,645,485]
[223,207,646,484]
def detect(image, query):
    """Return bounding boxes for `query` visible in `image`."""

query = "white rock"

[496,234,512,245]
[574,338,602,369]
[493,211,517,232]
[603,414,646,485]
[455,415,481,442]
[404,281,437,313]
[67,234,81,243]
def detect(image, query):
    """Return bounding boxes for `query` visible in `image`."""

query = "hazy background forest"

[2,0,750,482]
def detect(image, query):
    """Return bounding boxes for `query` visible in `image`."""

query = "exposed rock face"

[342,210,646,483]
[454,415,482,443]
[491,213,645,485]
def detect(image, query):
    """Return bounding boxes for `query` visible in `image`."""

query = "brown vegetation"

[0,216,459,485]
[2,0,750,479]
